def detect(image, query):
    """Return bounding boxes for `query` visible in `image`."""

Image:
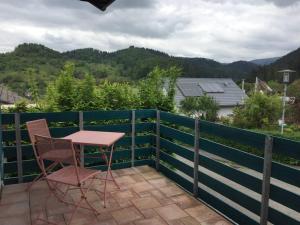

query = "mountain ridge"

[0,43,299,95]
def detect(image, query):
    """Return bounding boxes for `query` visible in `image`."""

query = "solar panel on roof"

[199,83,224,93]
[177,83,203,97]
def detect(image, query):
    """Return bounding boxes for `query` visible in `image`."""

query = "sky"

[0,0,299,63]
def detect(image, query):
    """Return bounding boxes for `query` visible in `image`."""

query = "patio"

[0,110,299,225]
[0,165,231,225]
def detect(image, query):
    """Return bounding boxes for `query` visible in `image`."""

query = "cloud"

[0,0,299,63]
[265,0,300,7]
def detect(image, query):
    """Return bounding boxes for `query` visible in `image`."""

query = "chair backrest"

[26,119,51,145]
[34,135,80,180]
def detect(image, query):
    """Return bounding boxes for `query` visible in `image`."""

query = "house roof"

[0,84,23,104]
[80,0,115,11]
[175,78,247,107]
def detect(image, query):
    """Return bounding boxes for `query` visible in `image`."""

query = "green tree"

[287,79,300,123]
[267,80,283,94]
[74,74,98,111]
[43,62,77,111]
[26,68,39,103]
[233,93,282,128]
[138,66,181,111]
[98,81,140,110]
[180,95,219,121]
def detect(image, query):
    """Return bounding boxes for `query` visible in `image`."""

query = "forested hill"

[0,43,258,95]
[250,47,300,82]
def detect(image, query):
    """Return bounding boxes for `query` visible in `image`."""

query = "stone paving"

[0,166,232,225]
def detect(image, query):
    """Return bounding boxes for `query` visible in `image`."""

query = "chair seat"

[46,166,101,186]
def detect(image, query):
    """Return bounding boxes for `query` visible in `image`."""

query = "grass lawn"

[251,128,300,141]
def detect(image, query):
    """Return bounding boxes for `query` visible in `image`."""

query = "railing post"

[131,110,136,167]
[193,118,200,197]
[260,136,273,225]
[156,110,160,171]
[79,111,84,168]
[0,110,3,194]
[15,113,23,183]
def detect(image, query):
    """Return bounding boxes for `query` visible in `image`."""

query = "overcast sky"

[0,0,299,62]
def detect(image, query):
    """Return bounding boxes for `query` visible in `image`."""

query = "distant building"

[175,78,247,117]
[0,84,23,104]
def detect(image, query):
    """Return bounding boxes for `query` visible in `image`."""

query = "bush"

[180,95,219,121]
[233,93,282,128]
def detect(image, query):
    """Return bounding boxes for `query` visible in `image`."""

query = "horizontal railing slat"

[135,123,155,133]
[200,138,264,173]
[160,151,194,178]
[158,163,193,193]
[157,163,258,225]
[2,113,15,125]
[271,161,300,188]
[268,207,300,225]
[198,171,261,216]
[20,112,79,123]
[200,120,265,150]
[199,154,262,193]
[160,125,194,146]
[199,153,300,212]
[84,124,131,133]
[83,110,131,121]
[160,138,194,161]
[160,111,194,128]
[135,109,156,119]
[272,137,300,161]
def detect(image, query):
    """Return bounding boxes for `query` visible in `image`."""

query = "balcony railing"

[0,109,299,225]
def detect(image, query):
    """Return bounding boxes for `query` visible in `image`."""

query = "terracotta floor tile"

[112,190,136,200]
[140,209,159,219]
[111,207,143,224]
[0,166,230,225]
[132,181,155,193]
[0,215,30,225]
[155,204,188,221]
[130,174,146,183]
[160,185,184,197]
[150,190,166,199]
[0,191,29,205]
[48,214,66,225]
[94,219,118,225]
[134,166,155,174]
[132,197,161,210]
[46,197,73,216]
[180,216,201,225]
[171,195,200,209]
[148,178,170,188]
[116,168,136,176]
[141,171,163,180]
[185,205,218,223]
[134,217,168,225]
[2,183,27,195]
[201,216,232,225]
[115,175,137,185]
[0,201,30,218]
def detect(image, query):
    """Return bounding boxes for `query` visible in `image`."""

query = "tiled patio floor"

[0,166,232,225]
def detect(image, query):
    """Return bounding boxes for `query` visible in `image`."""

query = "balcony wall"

[0,109,299,225]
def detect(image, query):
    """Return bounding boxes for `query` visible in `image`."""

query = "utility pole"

[278,69,296,134]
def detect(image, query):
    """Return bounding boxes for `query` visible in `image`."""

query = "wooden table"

[64,130,125,207]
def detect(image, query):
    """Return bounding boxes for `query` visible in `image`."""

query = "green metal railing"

[0,109,299,225]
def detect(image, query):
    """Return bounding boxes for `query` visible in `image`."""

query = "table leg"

[100,145,120,208]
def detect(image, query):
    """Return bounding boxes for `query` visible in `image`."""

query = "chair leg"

[27,162,58,191]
